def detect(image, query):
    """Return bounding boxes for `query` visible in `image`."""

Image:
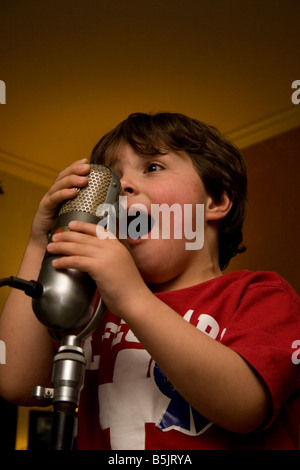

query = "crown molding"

[0,151,58,187]
[1,106,300,187]
[227,106,300,149]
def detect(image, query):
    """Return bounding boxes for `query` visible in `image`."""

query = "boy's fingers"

[68,221,117,240]
[68,220,97,235]
[50,173,89,195]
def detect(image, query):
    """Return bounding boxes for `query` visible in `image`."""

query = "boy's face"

[108,143,211,290]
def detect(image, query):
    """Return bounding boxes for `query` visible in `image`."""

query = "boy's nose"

[122,186,134,195]
[120,176,137,196]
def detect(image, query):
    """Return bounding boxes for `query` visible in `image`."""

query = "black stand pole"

[51,402,77,450]
[33,299,106,450]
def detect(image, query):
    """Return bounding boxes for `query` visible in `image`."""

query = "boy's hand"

[30,159,90,249]
[46,221,149,317]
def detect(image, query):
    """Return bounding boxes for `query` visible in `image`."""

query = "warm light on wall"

[15,407,30,450]
[15,406,53,450]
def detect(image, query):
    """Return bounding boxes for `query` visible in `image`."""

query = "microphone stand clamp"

[32,299,106,450]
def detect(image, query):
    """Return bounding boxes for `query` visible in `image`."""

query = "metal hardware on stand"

[33,299,106,450]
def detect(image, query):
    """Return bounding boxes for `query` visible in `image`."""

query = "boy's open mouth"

[123,211,155,239]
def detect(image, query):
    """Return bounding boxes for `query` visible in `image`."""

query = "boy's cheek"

[151,177,205,206]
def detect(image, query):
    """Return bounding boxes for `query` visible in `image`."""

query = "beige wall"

[225,126,300,295]
[0,171,46,311]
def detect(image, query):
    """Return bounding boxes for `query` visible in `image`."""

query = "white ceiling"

[0,0,300,187]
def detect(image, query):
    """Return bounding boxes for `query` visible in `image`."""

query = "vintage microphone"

[30,164,121,449]
[32,164,121,333]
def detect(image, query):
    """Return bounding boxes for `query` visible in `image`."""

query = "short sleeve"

[221,278,300,424]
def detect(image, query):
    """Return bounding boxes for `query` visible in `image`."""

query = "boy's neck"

[149,263,223,293]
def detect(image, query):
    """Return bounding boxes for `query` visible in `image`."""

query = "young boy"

[0,112,299,450]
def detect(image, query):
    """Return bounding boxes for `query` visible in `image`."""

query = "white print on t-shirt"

[84,321,139,370]
[183,309,227,339]
[84,335,100,370]
[98,348,170,449]
[88,311,227,449]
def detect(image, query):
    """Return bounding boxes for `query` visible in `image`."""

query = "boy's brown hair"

[91,112,247,270]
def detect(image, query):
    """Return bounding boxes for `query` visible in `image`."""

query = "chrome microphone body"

[32,164,121,333]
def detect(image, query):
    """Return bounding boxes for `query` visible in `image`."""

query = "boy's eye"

[146,163,164,173]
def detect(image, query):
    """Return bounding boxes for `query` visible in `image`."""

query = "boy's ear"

[205,193,232,221]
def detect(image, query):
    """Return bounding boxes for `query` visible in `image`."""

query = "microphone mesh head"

[58,164,119,216]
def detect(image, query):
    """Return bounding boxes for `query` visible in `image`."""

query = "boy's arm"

[0,159,91,405]
[121,292,271,434]
[0,241,54,404]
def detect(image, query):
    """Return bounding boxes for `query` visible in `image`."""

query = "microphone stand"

[32,299,106,450]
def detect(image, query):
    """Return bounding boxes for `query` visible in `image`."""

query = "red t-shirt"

[77,270,300,450]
